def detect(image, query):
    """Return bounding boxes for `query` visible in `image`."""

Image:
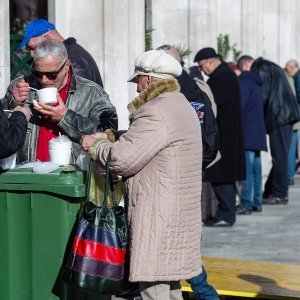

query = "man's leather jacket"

[1,69,118,163]
[252,57,300,133]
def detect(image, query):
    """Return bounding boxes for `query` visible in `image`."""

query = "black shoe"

[289,178,295,186]
[252,205,262,212]
[236,206,252,215]
[203,218,233,227]
[263,195,289,205]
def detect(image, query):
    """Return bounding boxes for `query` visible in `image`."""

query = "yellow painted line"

[182,284,299,299]
[181,256,300,299]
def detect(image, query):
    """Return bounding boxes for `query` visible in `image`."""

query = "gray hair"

[237,55,254,70]
[156,44,182,63]
[34,39,68,64]
[286,59,299,68]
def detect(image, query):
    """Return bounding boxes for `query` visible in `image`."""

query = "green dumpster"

[0,166,85,300]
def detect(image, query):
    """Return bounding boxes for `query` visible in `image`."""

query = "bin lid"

[0,165,85,197]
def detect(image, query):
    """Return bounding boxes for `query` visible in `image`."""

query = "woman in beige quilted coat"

[81,50,203,300]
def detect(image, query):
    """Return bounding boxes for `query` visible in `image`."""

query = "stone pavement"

[201,175,300,265]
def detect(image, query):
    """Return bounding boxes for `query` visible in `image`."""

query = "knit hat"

[128,50,182,82]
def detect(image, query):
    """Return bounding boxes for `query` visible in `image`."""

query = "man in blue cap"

[18,19,103,87]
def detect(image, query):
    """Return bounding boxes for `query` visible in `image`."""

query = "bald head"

[156,45,181,63]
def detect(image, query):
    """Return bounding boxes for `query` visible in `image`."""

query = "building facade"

[1,0,300,128]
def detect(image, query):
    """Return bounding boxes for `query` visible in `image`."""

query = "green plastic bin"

[0,166,85,300]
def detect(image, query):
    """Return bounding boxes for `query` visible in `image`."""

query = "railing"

[10,34,31,80]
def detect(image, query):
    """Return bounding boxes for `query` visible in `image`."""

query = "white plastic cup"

[48,135,72,165]
[0,153,17,170]
[37,87,58,106]
[49,149,72,165]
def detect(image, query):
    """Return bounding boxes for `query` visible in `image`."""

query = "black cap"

[194,47,219,62]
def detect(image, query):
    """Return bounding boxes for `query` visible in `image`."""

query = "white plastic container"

[49,135,72,165]
[0,153,17,170]
[49,149,72,165]
[37,87,58,106]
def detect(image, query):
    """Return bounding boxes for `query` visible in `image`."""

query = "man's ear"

[66,59,72,67]
[43,33,52,39]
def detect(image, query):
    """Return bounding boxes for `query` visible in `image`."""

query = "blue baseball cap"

[18,19,55,50]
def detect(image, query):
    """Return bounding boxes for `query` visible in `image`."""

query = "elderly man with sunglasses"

[1,39,117,164]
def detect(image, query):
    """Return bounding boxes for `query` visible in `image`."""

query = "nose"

[40,74,50,85]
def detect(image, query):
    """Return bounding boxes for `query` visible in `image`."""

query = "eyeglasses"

[31,60,67,80]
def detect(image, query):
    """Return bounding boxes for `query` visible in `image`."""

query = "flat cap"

[194,47,220,62]
[128,50,182,82]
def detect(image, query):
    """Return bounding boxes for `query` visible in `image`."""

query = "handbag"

[65,151,129,295]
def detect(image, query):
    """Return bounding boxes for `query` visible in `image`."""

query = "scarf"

[36,72,71,161]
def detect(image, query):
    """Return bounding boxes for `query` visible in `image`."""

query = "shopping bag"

[65,151,129,295]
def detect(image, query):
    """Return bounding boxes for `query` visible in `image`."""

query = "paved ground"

[201,175,300,265]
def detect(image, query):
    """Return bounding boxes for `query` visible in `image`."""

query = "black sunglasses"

[31,60,67,80]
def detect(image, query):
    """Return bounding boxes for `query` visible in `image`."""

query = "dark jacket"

[0,103,28,158]
[177,69,219,169]
[251,57,300,133]
[203,62,245,182]
[239,71,267,151]
[64,37,103,87]
[294,70,300,104]
[1,68,117,163]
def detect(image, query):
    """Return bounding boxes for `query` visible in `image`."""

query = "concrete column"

[241,0,264,59]
[0,0,10,96]
[278,0,297,66]
[48,0,144,130]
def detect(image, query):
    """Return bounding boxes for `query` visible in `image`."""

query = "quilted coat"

[90,79,203,282]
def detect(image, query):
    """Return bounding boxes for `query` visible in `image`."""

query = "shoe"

[252,205,262,212]
[263,195,289,205]
[203,218,233,227]
[289,178,295,186]
[236,206,252,215]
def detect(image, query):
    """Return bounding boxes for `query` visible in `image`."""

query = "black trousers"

[212,182,236,225]
[264,124,292,198]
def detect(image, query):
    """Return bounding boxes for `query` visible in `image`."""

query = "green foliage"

[174,44,192,60]
[217,34,231,61]
[10,19,31,80]
[217,33,242,63]
[232,46,242,63]
[10,18,28,34]
[145,27,155,51]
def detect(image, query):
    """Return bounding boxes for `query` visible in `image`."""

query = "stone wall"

[2,0,300,129]
[48,0,145,129]
[150,0,300,68]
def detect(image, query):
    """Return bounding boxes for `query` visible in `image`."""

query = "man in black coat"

[251,57,300,204]
[0,103,30,160]
[194,47,245,226]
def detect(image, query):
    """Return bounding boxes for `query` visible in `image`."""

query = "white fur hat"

[128,49,182,82]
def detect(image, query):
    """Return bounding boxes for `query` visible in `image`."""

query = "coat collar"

[127,78,180,115]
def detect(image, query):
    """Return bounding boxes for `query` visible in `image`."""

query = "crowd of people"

[1,18,300,300]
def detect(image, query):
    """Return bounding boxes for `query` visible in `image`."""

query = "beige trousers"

[139,281,183,300]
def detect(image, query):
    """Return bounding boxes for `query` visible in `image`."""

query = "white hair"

[34,39,68,63]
